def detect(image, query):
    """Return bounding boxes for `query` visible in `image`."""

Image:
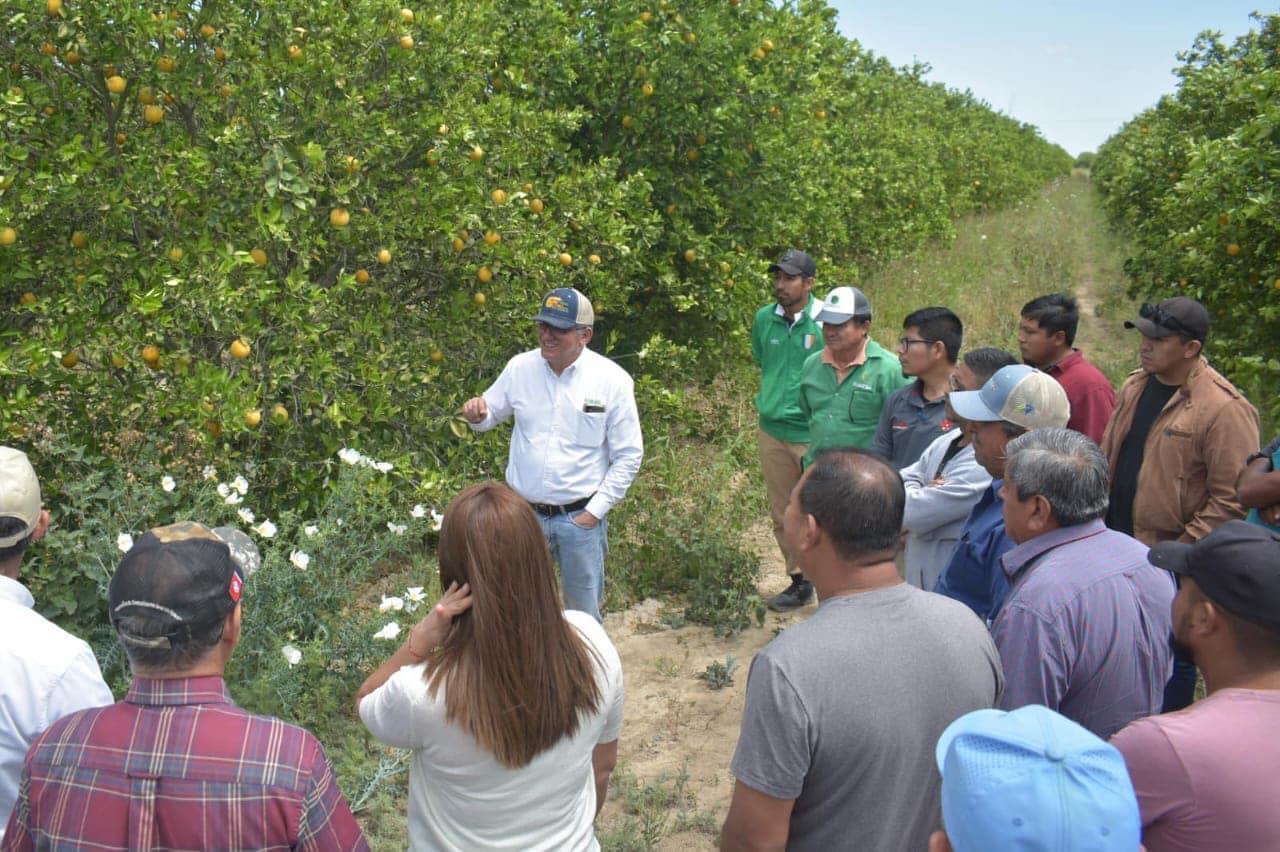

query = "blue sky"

[828,1,1270,155]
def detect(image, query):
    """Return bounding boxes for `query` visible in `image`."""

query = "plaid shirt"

[2,676,368,851]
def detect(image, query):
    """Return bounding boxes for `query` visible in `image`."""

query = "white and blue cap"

[936,705,1140,852]
[814,286,871,325]
[948,364,1070,429]
[532,287,594,330]
[0,447,42,548]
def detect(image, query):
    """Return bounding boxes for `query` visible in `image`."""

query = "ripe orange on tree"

[377,248,392,264]
[558,252,572,266]
[142,345,161,368]
[250,248,268,266]
[355,269,370,284]
[144,104,164,125]
[483,230,501,246]
[477,266,493,283]
[529,198,544,214]
[230,338,251,359]
[329,207,350,228]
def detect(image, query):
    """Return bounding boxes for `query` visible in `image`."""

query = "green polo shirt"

[799,339,910,465]
[751,297,824,444]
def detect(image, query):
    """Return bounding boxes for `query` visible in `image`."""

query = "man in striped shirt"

[2,522,367,851]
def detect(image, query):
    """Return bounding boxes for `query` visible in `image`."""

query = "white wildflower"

[373,461,393,473]
[116,532,134,553]
[387,522,407,535]
[338,447,364,466]
[217,482,231,498]
[289,550,311,570]
[404,586,426,612]
[237,508,255,524]
[335,518,343,526]
[281,644,302,667]
[379,595,405,612]
[253,519,277,538]
[430,509,444,532]
[232,475,249,495]
[224,492,243,506]
[202,465,218,481]
[410,504,427,519]
[160,475,176,493]
[373,622,401,641]
[303,524,319,537]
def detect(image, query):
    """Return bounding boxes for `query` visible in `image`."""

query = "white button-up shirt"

[0,574,114,838]
[471,348,643,519]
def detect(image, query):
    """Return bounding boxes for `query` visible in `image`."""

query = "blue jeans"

[538,512,608,622]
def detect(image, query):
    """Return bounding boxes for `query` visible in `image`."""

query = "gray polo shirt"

[872,380,957,469]
[992,519,1176,739]
[731,585,1003,851]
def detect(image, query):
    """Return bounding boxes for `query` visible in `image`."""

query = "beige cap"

[0,447,42,548]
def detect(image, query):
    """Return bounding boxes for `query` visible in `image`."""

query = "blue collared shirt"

[991,519,1175,739]
[932,480,1013,623]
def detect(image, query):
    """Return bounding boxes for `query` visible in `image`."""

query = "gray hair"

[1004,428,1109,527]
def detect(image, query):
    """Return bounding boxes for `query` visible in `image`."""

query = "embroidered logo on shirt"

[583,398,606,413]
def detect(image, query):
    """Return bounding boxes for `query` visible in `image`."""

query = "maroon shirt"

[1044,349,1116,444]
[3,676,368,851]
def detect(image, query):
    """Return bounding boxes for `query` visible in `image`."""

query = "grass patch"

[599,764,717,852]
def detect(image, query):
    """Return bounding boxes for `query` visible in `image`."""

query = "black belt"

[529,496,593,516]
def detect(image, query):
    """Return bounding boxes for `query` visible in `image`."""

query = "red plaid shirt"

[2,676,368,851]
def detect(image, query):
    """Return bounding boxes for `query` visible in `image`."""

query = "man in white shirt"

[0,447,113,838]
[462,289,643,621]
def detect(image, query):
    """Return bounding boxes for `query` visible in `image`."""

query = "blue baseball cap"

[936,705,1140,852]
[531,287,594,329]
[948,364,1070,429]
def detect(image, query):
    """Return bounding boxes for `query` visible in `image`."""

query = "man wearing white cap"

[932,366,1070,623]
[463,288,643,622]
[798,286,909,467]
[0,447,112,838]
[770,286,907,612]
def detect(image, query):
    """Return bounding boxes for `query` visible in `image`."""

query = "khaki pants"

[758,428,807,577]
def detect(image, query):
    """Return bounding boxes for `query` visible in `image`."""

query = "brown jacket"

[1100,357,1259,545]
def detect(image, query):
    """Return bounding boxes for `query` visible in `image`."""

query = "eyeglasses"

[1139,303,1199,340]
[898,336,931,351]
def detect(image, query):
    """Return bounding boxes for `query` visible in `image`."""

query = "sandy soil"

[597,521,810,849]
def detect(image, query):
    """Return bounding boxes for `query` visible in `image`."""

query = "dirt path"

[597,521,808,849]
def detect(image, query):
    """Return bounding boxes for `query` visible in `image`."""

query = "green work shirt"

[751,298,824,444]
[799,339,910,465]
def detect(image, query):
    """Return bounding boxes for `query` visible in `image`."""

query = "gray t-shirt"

[730,584,1004,852]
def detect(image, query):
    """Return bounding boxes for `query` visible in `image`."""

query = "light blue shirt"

[470,347,643,519]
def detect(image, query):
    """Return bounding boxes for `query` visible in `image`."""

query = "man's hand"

[572,511,600,530]
[462,397,488,424]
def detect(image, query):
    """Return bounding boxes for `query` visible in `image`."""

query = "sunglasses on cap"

[1139,303,1199,340]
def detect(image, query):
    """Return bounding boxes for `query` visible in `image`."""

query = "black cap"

[1148,520,1280,632]
[768,249,816,279]
[109,522,258,650]
[1124,297,1209,342]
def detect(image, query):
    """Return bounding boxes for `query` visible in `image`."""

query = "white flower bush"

[160,475,176,493]
[303,524,319,537]
[373,622,401,641]
[253,519,277,538]
[379,595,405,612]
[289,550,311,570]
[387,522,406,535]
[232,475,250,495]
[202,465,218,481]
[116,532,134,553]
[281,644,302,667]
[237,508,255,524]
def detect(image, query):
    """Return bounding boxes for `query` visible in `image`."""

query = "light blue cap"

[948,364,1070,429]
[935,705,1140,852]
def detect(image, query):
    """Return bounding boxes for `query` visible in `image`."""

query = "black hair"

[903,307,963,363]
[1021,293,1079,347]
[962,347,1019,385]
[0,516,34,563]
[798,449,904,562]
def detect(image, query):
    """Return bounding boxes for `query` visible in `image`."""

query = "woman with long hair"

[356,481,623,850]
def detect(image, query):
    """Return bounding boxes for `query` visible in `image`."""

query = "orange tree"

[1094,13,1280,423]
[1,0,1069,625]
